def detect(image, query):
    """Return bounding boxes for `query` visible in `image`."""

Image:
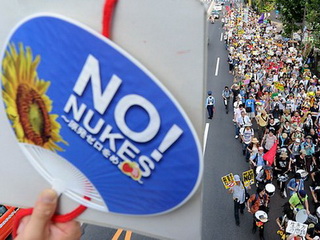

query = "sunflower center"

[29,103,44,135]
[16,84,52,145]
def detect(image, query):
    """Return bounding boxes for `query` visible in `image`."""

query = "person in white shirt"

[240,123,254,160]
[234,103,244,139]
[237,110,251,130]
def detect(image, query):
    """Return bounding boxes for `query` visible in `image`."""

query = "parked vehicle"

[0,205,19,239]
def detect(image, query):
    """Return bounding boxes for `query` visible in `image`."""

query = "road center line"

[203,122,209,156]
[112,229,123,240]
[125,231,132,240]
[220,32,223,41]
[215,57,220,76]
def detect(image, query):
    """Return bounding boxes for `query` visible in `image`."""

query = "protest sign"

[221,173,235,189]
[242,169,254,187]
[274,82,285,91]
[244,79,251,85]
[286,220,308,237]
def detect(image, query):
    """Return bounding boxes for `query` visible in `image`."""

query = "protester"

[222,86,232,114]
[228,175,246,226]
[276,202,295,239]
[240,123,254,161]
[287,173,304,197]
[250,147,266,170]
[306,223,320,239]
[247,187,269,237]
[288,190,310,215]
[274,151,291,198]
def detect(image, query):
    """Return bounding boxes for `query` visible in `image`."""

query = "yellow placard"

[274,82,284,91]
[221,173,235,189]
[242,169,254,187]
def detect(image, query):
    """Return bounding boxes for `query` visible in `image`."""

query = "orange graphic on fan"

[119,161,142,181]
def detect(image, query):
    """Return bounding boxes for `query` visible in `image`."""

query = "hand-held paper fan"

[0,14,203,215]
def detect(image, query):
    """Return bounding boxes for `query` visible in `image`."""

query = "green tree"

[258,0,276,13]
[275,0,305,37]
[305,0,320,48]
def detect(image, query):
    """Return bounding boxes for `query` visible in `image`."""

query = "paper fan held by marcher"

[0,14,203,215]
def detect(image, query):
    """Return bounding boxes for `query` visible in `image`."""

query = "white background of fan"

[0,0,206,239]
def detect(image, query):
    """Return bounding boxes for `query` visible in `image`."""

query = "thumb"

[26,189,58,236]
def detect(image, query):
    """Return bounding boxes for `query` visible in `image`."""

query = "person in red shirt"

[291,111,301,127]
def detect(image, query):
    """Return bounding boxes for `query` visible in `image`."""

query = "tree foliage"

[275,0,305,36]
[305,0,320,48]
[252,0,276,13]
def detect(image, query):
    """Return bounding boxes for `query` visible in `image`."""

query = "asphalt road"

[80,10,289,240]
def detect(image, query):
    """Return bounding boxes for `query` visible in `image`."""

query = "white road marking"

[215,57,220,76]
[203,123,210,156]
[220,32,223,41]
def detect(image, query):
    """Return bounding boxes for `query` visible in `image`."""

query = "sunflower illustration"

[1,43,67,151]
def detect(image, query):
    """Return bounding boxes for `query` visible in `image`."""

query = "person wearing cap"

[240,123,254,160]
[250,147,266,169]
[206,91,215,119]
[228,174,247,226]
[222,86,232,114]
[289,190,310,215]
[306,222,320,239]
[287,173,305,197]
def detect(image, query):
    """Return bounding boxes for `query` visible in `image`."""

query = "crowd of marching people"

[222,5,320,240]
